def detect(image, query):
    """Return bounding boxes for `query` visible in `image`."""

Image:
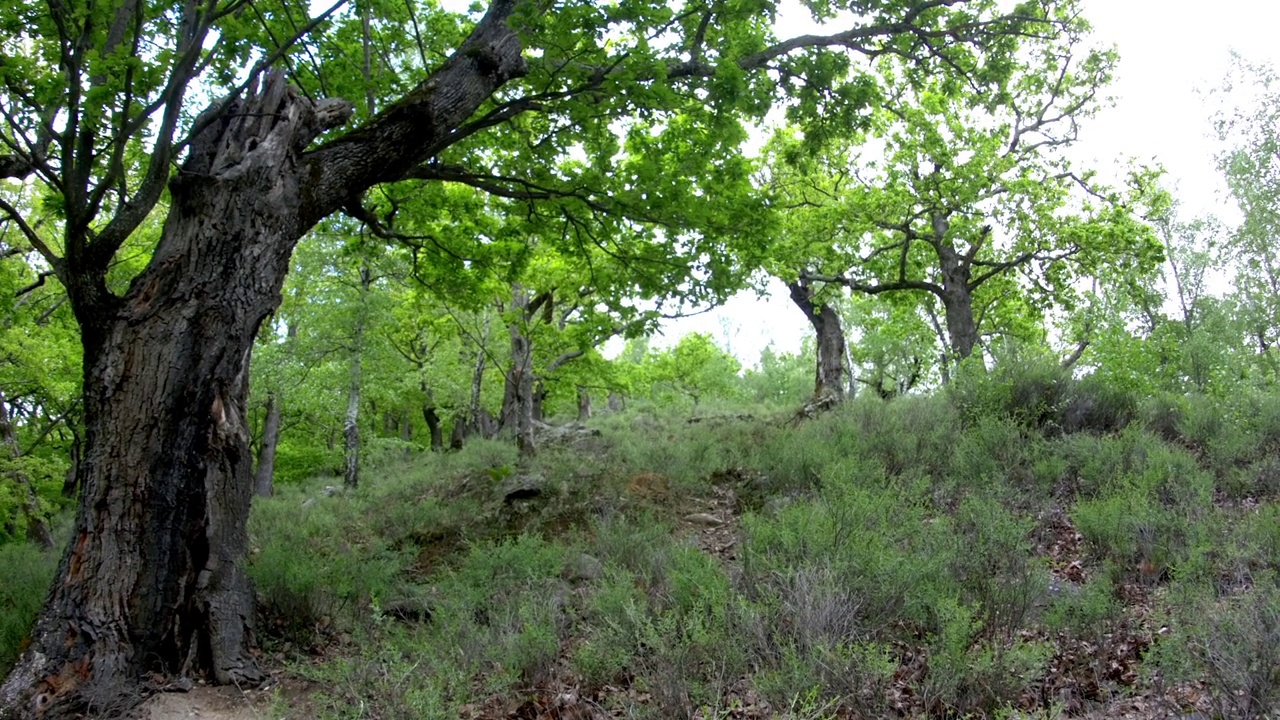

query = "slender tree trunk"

[607,392,624,412]
[0,394,54,550]
[532,381,547,422]
[469,323,488,438]
[577,386,592,421]
[254,392,282,498]
[60,435,79,499]
[506,286,537,457]
[343,264,371,489]
[787,281,849,403]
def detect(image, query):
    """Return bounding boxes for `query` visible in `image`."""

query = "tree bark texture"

[254,393,282,498]
[787,281,850,403]
[1,8,527,712]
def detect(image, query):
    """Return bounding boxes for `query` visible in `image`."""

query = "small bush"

[1153,575,1280,719]
[249,488,405,646]
[1060,373,1137,434]
[948,496,1045,640]
[1042,575,1120,641]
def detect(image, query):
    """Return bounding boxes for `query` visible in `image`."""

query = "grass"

[4,365,1280,717]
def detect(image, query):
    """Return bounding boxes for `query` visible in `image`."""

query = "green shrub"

[1042,575,1120,641]
[1060,373,1137,434]
[249,488,405,646]
[0,542,58,668]
[271,441,342,485]
[918,595,1051,716]
[948,496,1045,640]
[1153,575,1280,719]
[949,353,1069,429]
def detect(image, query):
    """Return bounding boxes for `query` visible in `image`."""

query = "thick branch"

[800,270,942,297]
[304,0,527,221]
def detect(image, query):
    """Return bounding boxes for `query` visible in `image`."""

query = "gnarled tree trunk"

[1,7,526,712]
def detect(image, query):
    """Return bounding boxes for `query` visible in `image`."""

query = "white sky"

[654,0,1280,367]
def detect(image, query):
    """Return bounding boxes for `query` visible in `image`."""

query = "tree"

[772,15,1159,380]
[0,0,1085,714]
[1215,56,1280,386]
[648,332,742,409]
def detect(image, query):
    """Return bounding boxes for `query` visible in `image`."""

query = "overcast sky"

[655,1,1280,366]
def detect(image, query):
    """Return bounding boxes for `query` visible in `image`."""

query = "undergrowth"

[4,361,1279,717]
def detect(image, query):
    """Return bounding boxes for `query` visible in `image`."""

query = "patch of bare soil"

[136,676,316,720]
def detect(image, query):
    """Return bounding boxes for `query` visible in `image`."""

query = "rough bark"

[787,281,850,403]
[577,387,592,422]
[1,6,527,711]
[254,393,282,498]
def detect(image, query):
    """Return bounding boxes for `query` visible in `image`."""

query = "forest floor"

[142,390,1279,719]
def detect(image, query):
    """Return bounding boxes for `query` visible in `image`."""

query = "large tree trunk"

[787,281,849,403]
[2,5,526,715]
[0,78,337,718]
[940,291,978,361]
[254,392,282,498]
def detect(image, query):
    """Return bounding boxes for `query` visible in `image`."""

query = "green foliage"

[1153,574,1280,719]
[0,541,57,668]
[249,487,407,647]
[950,351,1138,436]
[742,343,813,407]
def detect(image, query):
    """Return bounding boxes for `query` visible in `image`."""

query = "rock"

[683,512,723,527]
[562,553,605,583]
[501,473,547,504]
